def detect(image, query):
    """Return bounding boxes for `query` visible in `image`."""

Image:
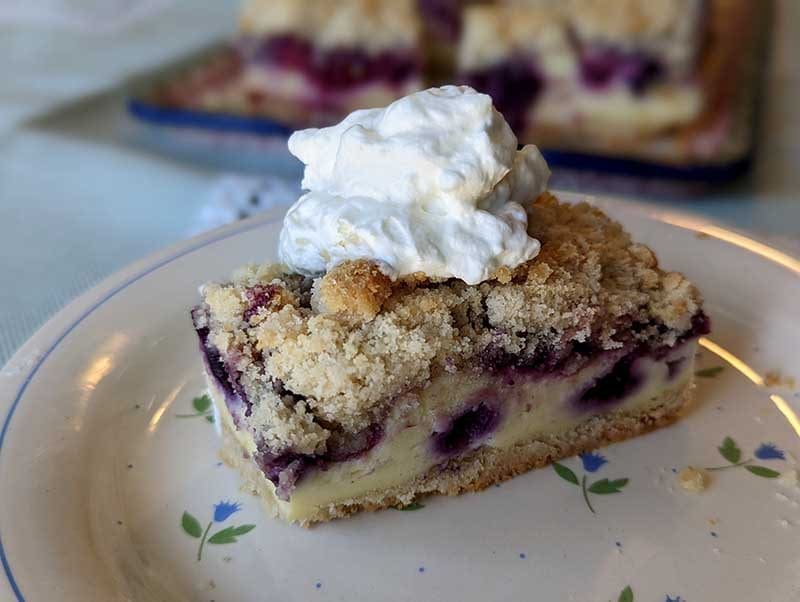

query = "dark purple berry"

[431,402,501,456]
[243,284,278,321]
[462,57,543,133]
[417,0,463,41]
[579,45,663,94]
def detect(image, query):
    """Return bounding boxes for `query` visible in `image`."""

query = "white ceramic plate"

[2,194,799,602]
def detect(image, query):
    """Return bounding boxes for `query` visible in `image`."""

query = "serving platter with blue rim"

[126,93,755,187]
[124,35,765,188]
[1,193,798,602]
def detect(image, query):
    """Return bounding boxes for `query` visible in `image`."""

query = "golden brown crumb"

[677,466,709,492]
[764,370,796,389]
[315,259,393,320]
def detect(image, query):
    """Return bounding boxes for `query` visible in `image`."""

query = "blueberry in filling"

[478,342,520,373]
[431,401,501,456]
[462,57,543,133]
[256,35,313,70]
[576,352,644,407]
[195,325,232,397]
[483,312,709,378]
[480,332,601,377]
[325,423,384,462]
[688,312,711,338]
[240,34,419,89]
[312,48,416,88]
[579,45,663,95]
[192,307,252,418]
[243,284,279,321]
[255,451,311,501]
[417,0,463,41]
[256,423,385,500]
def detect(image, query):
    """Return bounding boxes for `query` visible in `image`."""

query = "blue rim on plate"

[128,98,294,137]
[540,149,752,184]
[127,97,753,183]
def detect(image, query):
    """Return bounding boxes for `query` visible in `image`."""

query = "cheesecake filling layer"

[203,331,698,523]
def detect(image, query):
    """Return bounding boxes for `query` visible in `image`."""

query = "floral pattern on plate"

[181,501,255,561]
[705,437,786,479]
[175,394,215,423]
[552,452,629,513]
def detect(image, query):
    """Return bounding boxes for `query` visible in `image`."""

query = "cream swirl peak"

[278,85,550,284]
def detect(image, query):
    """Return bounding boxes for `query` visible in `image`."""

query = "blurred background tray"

[125,0,772,194]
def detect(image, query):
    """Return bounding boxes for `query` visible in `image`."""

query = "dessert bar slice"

[158,0,424,126]
[459,0,706,137]
[457,0,753,163]
[192,193,708,525]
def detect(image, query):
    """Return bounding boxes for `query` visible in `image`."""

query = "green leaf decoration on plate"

[396,502,425,511]
[745,465,780,478]
[618,585,634,602]
[706,437,788,479]
[176,394,215,423]
[588,478,629,495]
[193,394,212,413]
[182,501,256,561]
[208,524,256,544]
[552,462,579,485]
[230,524,256,536]
[718,436,741,464]
[553,454,628,513]
[695,366,724,378]
[207,532,237,545]
[181,512,202,538]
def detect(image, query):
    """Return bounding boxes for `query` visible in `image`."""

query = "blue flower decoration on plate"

[213,501,242,522]
[665,596,684,602]
[579,452,607,473]
[553,452,628,513]
[182,500,254,561]
[754,443,785,460]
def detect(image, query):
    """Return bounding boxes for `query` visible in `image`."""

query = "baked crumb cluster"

[196,193,702,448]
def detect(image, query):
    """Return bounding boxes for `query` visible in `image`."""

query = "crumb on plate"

[764,370,796,389]
[677,466,709,492]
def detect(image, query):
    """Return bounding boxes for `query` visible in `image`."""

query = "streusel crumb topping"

[199,193,702,433]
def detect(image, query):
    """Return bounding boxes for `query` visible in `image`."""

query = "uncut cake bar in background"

[154,0,424,127]
[457,0,759,167]
[131,0,765,185]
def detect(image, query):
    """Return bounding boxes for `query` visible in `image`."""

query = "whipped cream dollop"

[278,85,550,284]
